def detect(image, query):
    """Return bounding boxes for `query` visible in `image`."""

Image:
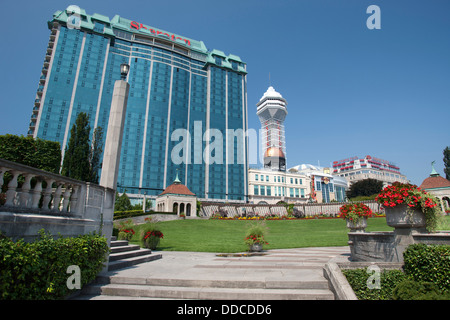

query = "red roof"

[420,175,450,190]
[159,182,195,196]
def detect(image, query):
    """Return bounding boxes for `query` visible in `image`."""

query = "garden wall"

[348,231,450,262]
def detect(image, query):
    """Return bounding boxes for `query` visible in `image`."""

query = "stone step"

[110,240,129,247]
[108,253,162,271]
[109,248,152,261]
[97,275,330,290]
[82,283,334,300]
[110,244,141,254]
[107,239,162,271]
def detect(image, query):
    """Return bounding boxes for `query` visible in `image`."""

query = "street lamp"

[120,63,130,80]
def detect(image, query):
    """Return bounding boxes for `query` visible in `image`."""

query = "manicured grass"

[129,217,395,253]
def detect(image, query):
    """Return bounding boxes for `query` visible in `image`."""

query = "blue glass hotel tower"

[28,7,248,201]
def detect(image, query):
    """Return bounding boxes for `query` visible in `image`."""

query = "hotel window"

[290,188,294,197]
[295,178,298,184]
[260,186,265,196]
[254,185,259,195]
[316,181,322,191]
[255,174,258,181]
[295,189,299,197]
[290,178,293,184]
[266,186,271,196]
[301,189,305,197]
[266,175,269,182]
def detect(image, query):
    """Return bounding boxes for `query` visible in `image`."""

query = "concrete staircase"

[108,239,162,271]
[77,247,350,300]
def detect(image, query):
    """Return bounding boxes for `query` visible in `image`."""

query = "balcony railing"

[0,158,114,219]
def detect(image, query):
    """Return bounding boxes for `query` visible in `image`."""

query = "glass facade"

[29,7,248,201]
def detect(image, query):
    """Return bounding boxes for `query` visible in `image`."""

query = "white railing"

[0,158,115,224]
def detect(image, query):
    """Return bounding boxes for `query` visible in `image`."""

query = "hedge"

[113,210,177,220]
[0,134,61,174]
[343,243,450,300]
[403,243,450,292]
[342,268,407,300]
[0,230,109,300]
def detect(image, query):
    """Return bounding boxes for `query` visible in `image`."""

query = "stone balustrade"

[0,159,85,216]
[0,158,115,242]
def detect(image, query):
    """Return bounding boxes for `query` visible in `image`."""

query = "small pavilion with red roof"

[419,161,450,213]
[155,173,197,217]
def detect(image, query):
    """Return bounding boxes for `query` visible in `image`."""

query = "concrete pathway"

[77,246,351,300]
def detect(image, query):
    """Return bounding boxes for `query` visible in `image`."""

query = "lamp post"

[100,63,130,190]
[120,63,130,81]
[99,64,130,271]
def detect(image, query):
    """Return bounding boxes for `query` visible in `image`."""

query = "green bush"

[403,243,450,292]
[392,279,450,300]
[0,230,109,300]
[0,134,61,173]
[342,268,407,300]
[113,210,177,220]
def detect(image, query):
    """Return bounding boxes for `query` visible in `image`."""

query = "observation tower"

[256,86,288,172]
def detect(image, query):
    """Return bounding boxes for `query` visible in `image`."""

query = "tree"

[444,146,450,180]
[346,178,383,199]
[114,191,132,212]
[61,113,92,181]
[61,113,104,183]
[88,126,103,183]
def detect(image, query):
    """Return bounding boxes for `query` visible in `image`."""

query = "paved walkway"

[78,246,351,300]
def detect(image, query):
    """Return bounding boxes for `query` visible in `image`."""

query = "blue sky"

[0,0,449,185]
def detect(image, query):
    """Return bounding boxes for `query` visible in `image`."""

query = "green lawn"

[129,217,396,253]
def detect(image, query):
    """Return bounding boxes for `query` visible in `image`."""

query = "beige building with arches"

[155,174,197,217]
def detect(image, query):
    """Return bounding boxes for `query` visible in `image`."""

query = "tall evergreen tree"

[444,146,450,180]
[61,112,91,181]
[89,126,103,183]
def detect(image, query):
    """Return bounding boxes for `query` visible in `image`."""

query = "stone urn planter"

[385,204,426,230]
[249,243,263,252]
[346,217,368,233]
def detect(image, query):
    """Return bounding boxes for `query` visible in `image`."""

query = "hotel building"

[289,164,348,203]
[332,155,408,187]
[28,6,248,201]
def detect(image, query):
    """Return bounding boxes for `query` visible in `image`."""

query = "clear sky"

[0,0,449,185]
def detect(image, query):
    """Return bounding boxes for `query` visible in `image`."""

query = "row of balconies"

[28,27,58,137]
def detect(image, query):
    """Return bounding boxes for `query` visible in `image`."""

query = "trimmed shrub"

[0,134,61,173]
[342,268,407,300]
[392,279,450,300]
[403,244,450,292]
[0,230,108,300]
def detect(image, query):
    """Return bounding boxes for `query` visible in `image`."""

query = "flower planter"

[249,243,263,252]
[385,204,426,230]
[143,236,160,250]
[346,217,367,233]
